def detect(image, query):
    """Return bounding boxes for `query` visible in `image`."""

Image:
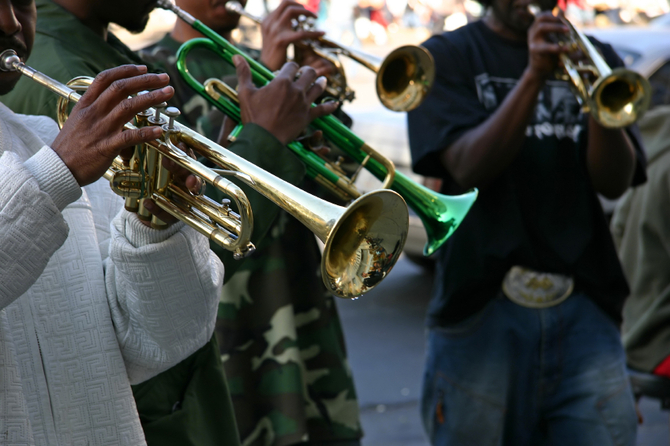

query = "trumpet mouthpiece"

[0,50,20,72]
[225,1,244,14]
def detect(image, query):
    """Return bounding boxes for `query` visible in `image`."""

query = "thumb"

[234,55,256,95]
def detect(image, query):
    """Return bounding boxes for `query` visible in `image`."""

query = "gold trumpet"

[0,49,410,299]
[529,5,650,128]
[225,0,435,112]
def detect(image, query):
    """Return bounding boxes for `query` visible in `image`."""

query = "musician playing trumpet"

[407,0,646,444]
[139,1,363,445]
[0,1,226,444]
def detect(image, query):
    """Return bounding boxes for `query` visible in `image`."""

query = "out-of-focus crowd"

[267,0,670,47]
[120,0,670,54]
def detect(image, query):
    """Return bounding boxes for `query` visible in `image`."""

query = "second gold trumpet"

[225,0,435,112]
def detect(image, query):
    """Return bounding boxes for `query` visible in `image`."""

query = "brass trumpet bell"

[590,68,650,129]
[175,126,411,299]
[377,45,435,112]
[322,190,408,297]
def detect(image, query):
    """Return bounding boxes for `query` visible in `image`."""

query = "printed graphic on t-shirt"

[475,73,584,142]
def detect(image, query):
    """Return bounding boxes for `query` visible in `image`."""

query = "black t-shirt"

[407,20,646,327]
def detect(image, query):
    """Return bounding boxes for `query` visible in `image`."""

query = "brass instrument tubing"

[0,49,257,258]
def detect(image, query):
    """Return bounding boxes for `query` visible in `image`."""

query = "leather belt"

[502,266,574,308]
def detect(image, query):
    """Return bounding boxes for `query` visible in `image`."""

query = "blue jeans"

[421,293,637,446]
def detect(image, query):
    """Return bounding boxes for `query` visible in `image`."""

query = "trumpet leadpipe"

[0,49,256,259]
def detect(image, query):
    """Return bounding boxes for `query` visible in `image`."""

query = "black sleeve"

[588,36,647,186]
[407,34,490,179]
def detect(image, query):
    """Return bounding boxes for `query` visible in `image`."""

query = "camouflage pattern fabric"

[141,35,363,446]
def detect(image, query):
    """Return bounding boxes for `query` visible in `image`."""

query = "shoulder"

[30,31,93,81]
[2,39,83,118]
[138,39,178,66]
[423,22,485,66]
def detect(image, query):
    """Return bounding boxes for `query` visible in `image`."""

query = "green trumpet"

[158,0,477,256]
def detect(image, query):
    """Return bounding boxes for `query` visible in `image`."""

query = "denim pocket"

[423,371,506,446]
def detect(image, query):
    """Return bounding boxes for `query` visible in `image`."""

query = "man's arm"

[103,207,223,384]
[208,57,338,279]
[0,148,80,305]
[441,14,569,190]
[585,118,636,199]
[442,68,546,189]
[0,65,173,305]
[101,58,337,381]
[444,15,637,197]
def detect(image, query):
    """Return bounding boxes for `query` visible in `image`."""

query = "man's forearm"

[586,118,636,199]
[0,149,81,306]
[105,210,223,384]
[441,68,546,190]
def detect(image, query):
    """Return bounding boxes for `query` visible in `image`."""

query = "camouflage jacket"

[141,34,363,446]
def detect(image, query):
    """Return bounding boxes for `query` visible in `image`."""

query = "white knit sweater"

[0,103,223,446]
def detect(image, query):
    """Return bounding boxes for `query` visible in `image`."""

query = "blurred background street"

[118,0,670,443]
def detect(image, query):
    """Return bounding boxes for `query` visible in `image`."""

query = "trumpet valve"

[164,106,181,131]
[149,101,168,126]
[233,242,256,260]
[110,170,145,199]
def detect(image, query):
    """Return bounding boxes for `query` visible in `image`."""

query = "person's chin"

[0,71,23,96]
[122,16,151,34]
[207,15,240,34]
[509,12,533,32]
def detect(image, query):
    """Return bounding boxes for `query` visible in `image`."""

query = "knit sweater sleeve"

[0,147,82,307]
[103,209,224,384]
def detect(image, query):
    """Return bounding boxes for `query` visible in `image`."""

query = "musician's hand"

[296,130,330,156]
[527,12,569,81]
[295,44,338,78]
[216,115,239,147]
[260,0,325,71]
[52,65,174,187]
[140,143,204,227]
[234,55,338,145]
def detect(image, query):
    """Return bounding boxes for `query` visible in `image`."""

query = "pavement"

[336,256,432,446]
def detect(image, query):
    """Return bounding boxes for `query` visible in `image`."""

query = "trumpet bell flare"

[592,68,651,129]
[323,190,409,299]
[376,45,435,112]
[421,188,478,257]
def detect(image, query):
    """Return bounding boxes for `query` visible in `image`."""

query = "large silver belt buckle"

[502,266,574,308]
